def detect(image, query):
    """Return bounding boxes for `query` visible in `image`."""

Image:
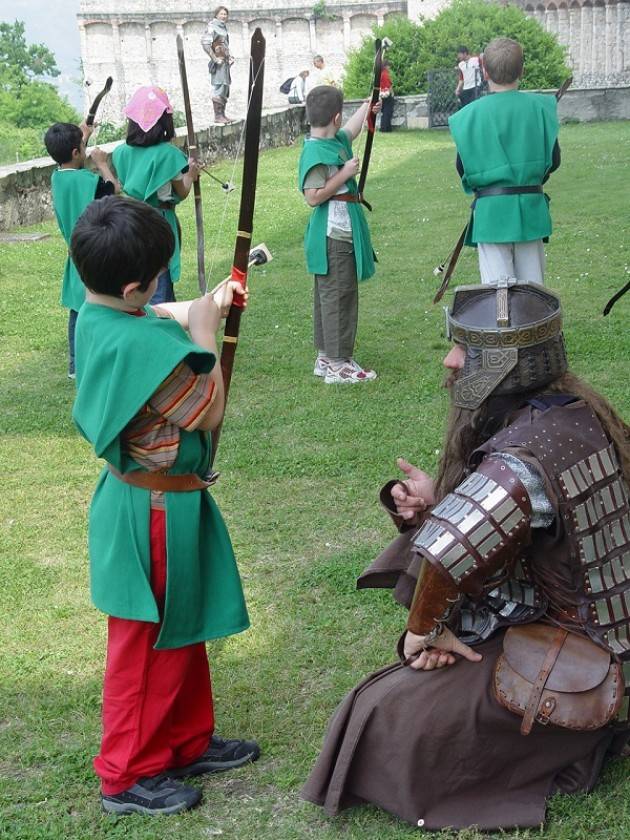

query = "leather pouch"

[493,623,623,735]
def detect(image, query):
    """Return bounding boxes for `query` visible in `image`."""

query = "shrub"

[343,0,569,98]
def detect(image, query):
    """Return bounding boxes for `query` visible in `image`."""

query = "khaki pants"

[314,237,358,359]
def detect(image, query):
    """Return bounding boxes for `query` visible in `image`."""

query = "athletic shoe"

[313,356,332,377]
[348,358,377,380]
[169,735,261,778]
[101,773,201,816]
[67,372,76,380]
[325,360,377,384]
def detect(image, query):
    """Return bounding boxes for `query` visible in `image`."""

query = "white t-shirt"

[458,56,482,90]
[288,76,306,103]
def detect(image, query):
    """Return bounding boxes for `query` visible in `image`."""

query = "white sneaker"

[313,356,331,377]
[347,358,377,380]
[324,360,377,384]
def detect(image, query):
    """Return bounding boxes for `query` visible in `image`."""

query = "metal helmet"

[446,279,568,410]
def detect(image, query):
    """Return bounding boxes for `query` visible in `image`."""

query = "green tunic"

[298,130,375,281]
[51,168,101,311]
[448,91,559,245]
[72,303,249,649]
[112,143,188,281]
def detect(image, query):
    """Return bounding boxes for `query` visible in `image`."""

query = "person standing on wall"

[201,6,234,125]
[455,45,483,108]
[379,59,395,132]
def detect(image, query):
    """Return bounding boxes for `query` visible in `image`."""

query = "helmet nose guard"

[446,278,568,410]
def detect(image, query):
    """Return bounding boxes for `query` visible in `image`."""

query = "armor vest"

[475,399,630,725]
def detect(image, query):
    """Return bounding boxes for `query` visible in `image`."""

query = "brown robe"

[302,402,629,829]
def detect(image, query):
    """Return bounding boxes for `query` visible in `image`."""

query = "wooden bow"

[176,35,206,294]
[210,28,266,463]
[86,76,113,127]
[356,38,383,212]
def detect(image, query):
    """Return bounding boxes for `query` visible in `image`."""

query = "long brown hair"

[434,372,630,501]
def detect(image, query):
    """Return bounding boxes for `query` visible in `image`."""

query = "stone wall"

[0,106,307,232]
[1,88,628,231]
[77,1,407,126]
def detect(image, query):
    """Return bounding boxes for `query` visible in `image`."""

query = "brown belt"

[157,201,177,210]
[107,464,218,492]
[329,193,361,203]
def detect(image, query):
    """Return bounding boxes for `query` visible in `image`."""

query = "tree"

[0,21,59,87]
[0,21,79,163]
[343,1,569,98]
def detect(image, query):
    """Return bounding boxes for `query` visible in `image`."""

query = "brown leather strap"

[107,464,217,492]
[521,628,568,735]
[329,193,361,204]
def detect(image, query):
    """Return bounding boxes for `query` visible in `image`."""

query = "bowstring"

[206,54,265,285]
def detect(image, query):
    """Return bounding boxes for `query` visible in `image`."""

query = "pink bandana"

[123,86,173,132]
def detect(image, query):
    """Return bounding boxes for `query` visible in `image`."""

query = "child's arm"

[342,98,381,141]
[303,157,359,207]
[90,148,122,193]
[80,121,95,145]
[172,158,201,200]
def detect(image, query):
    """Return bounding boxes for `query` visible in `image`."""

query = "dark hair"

[457,46,470,55]
[44,122,83,164]
[214,5,229,16]
[126,111,175,147]
[306,85,343,127]
[71,196,174,296]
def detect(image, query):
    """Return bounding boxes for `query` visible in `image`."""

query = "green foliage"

[343,0,569,97]
[312,1,339,21]
[0,20,59,83]
[0,21,80,164]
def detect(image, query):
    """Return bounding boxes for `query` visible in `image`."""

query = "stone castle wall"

[77,1,406,127]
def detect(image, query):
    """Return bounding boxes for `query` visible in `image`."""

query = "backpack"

[279,76,295,95]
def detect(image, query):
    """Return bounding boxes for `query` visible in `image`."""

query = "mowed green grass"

[0,122,629,840]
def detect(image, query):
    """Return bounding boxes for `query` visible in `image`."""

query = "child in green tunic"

[112,86,201,305]
[44,121,120,377]
[448,38,561,285]
[298,85,379,384]
[71,196,259,815]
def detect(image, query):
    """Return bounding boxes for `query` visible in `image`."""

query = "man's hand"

[390,458,436,521]
[403,627,482,671]
[371,99,382,114]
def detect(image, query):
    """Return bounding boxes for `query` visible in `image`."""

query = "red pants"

[94,509,215,795]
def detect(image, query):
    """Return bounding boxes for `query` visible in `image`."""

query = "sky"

[2,0,84,108]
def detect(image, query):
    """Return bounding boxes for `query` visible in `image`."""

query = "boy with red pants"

[71,196,259,815]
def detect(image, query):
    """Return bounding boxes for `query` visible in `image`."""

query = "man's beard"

[443,369,461,390]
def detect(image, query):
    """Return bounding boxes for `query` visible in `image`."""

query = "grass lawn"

[0,122,629,840]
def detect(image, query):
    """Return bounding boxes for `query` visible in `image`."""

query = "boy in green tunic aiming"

[44,121,120,378]
[71,196,259,815]
[298,85,380,384]
[448,38,561,285]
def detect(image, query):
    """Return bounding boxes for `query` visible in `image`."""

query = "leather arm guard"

[407,457,532,636]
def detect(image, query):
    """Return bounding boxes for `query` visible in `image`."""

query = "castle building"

[78,1,629,126]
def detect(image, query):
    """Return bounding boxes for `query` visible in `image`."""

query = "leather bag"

[493,623,624,735]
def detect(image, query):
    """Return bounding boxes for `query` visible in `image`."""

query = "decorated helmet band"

[446,278,568,410]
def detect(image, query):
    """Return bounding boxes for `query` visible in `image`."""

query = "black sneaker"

[101,773,201,815]
[169,734,261,778]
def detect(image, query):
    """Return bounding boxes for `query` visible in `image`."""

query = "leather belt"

[107,464,218,492]
[157,201,177,210]
[329,194,361,203]
[474,185,543,199]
